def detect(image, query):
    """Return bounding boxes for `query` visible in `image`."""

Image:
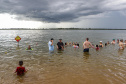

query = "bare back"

[119,42,124,49]
[83,41,92,49]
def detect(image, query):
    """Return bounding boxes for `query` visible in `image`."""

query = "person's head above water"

[59,39,62,42]
[19,61,23,66]
[28,45,31,49]
[100,41,102,43]
[125,40,126,43]
[51,38,54,40]
[120,39,123,42]
[50,38,54,42]
[105,43,107,46]
[86,38,89,41]
[96,45,98,47]
[113,39,115,41]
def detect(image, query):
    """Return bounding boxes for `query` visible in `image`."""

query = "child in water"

[26,45,33,50]
[28,45,31,50]
[15,61,27,76]
[105,43,107,46]
[96,45,100,50]
[65,42,67,47]
[73,44,79,48]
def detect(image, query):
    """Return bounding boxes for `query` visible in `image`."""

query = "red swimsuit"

[15,67,26,75]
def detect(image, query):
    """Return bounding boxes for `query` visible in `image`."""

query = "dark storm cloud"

[0,0,126,22]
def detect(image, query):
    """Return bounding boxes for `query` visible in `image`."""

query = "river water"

[0,30,126,84]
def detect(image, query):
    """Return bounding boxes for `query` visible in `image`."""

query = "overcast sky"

[0,0,126,28]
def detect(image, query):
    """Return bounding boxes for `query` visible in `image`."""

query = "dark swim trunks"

[83,48,89,52]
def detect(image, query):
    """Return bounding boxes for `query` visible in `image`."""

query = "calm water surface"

[0,30,126,84]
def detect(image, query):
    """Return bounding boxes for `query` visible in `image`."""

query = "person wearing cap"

[48,38,54,51]
[111,39,116,44]
[57,39,64,50]
[119,39,124,50]
[99,41,104,47]
[83,38,93,52]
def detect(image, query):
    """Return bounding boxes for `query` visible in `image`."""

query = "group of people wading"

[48,38,125,53]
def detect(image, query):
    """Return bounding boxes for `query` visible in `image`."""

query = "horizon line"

[0,28,126,30]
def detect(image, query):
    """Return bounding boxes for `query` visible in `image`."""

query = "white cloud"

[0,13,42,28]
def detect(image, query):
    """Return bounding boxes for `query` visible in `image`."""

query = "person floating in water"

[99,41,104,47]
[48,38,54,52]
[119,39,124,50]
[26,45,33,50]
[57,39,64,50]
[111,39,116,44]
[28,45,31,50]
[15,61,27,76]
[83,38,93,52]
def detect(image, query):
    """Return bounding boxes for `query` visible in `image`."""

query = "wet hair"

[120,39,123,42]
[19,61,23,66]
[105,43,107,46]
[77,43,79,46]
[96,45,98,47]
[86,38,89,41]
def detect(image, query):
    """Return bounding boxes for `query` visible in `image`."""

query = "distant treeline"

[0,28,126,30]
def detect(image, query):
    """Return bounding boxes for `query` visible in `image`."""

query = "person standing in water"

[111,39,116,44]
[48,38,54,51]
[124,40,126,47]
[99,41,104,47]
[119,39,124,50]
[83,38,93,52]
[15,61,27,76]
[57,39,64,50]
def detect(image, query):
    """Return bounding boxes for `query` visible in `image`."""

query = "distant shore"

[0,28,126,30]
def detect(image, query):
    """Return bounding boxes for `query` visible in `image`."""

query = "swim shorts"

[83,48,89,52]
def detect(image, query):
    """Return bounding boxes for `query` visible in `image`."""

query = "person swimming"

[26,45,32,50]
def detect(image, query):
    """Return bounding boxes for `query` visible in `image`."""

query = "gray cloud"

[0,0,126,22]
